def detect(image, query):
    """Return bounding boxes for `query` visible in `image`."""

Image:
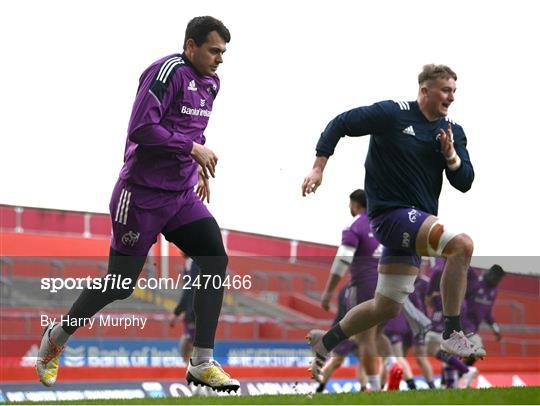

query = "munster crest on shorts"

[121,231,140,247]
[408,209,421,223]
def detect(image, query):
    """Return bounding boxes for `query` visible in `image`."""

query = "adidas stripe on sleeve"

[126,55,193,154]
[149,56,185,103]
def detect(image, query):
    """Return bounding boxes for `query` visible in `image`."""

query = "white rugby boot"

[186,359,240,393]
[440,331,486,358]
[35,323,65,387]
[306,329,327,383]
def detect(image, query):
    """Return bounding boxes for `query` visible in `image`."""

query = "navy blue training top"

[316,100,474,218]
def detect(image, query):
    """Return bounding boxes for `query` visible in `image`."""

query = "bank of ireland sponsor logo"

[180,105,212,117]
[64,345,86,367]
[142,382,166,398]
[121,231,140,247]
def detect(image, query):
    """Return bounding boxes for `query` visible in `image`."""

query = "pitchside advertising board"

[8,338,351,368]
[1,375,539,402]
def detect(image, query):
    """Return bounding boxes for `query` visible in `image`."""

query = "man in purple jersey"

[384,265,436,389]
[403,263,435,388]
[383,312,417,389]
[316,286,366,393]
[405,262,432,336]
[425,267,478,388]
[36,16,239,392]
[316,189,399,391]
[462,265,505,364]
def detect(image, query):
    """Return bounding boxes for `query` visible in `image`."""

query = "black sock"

[406,379,416,390]
[465,356,476,366]
[442,315,461,339]
[427,381,436,389]
[315,382,326,393]
[322,324,348,352]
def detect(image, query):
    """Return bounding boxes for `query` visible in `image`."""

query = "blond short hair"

[418,64,457,85]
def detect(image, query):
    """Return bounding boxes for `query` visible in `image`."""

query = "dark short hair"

[418,64,457,85]
[349,189,367,208]
[183,16,231,50]
[489,264,506,277]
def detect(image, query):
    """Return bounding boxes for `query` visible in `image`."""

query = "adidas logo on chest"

[188,80,198,91]
[402,125,415,136]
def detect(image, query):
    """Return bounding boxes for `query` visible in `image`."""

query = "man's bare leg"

[356,327,382,390]
[415,216,481,358]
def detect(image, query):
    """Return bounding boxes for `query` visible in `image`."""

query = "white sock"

[367,374,381,391]
[51,324,70,346]
[385,356,397,369]
[191,347,213,366]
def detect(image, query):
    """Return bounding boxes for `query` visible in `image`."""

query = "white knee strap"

[426,220,458,257]
[375,273,416,304]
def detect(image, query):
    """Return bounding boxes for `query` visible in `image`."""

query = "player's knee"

[218,252,229,271]
[106,277,137,300]
[194,252,228,277]
[213,255,228,278]
[112,285,136,301]
[446,233,474,258]
[375,273,416,307]
[374,295,402,319]
[459,233,474,256]
[205,235,227,259]
[103,274,138,301]
[385,302,403,319]
[380,303,402,320]
[426,220,467,257]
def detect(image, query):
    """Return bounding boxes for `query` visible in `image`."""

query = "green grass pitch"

[14,386,540,405]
